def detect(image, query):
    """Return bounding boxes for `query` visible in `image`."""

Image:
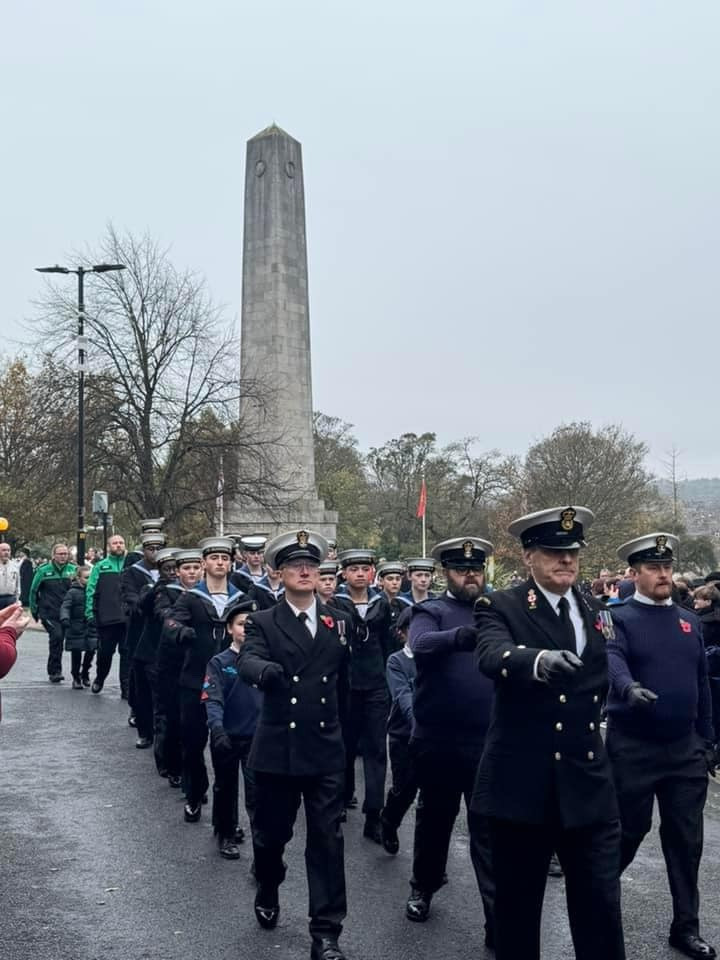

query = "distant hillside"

[656,477,720,506]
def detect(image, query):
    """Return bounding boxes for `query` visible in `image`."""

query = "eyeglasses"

[284,560,320,571]
[447,566,485,575]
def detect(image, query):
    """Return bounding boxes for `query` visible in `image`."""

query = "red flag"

[416,479,427,519]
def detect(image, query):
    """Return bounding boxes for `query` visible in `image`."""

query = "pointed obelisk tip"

[249,122,297,142]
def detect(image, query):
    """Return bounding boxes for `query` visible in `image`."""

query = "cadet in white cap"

[472,506,625,960]
[237,534,267,584]
[121,531,165,734]
[332,548,394,843]
[237,529,352,960]
[606,534,715,960]
[400,557,436,605]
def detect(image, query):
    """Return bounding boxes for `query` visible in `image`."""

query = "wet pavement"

[3,626,720,960]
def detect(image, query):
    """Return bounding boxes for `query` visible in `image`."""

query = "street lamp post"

[35,262,126,564]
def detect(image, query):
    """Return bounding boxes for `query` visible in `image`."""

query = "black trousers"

[180,689,209,805]
[0,593,16,610]
[210,734,256,840]
[253,769,346,938]
[383,734,418,829]
[155,666,182,779]
[132,659,156,742]
[343,686,389,814]
[410,739,494,938]
[42,619,64,677]
[607,727,708,937]
[70,649,94,679]
[489,817,624,960]
[95,623,129,694]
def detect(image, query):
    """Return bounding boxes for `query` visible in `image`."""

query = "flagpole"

[421,471,426,556]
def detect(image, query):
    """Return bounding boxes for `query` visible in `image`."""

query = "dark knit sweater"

[202,647,262,738]
[409,594,493,746]
[607,597,713,742]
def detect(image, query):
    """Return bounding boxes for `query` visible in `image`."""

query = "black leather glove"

[704,741,717,778]
[175,626,196,646]
[455,626,478,651]
[261,662,287,691]
[211,728,233,758]
[626,682,658,707]
[536,649,583,683]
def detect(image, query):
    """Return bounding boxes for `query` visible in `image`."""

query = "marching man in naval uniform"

[607,533,715,960]
[238,529,352,960]
[472,506,625,960]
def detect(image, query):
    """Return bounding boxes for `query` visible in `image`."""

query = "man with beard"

[472,507,624,960]
[87,535,128,696]
[404,537,495,951]
[607,534,715,960]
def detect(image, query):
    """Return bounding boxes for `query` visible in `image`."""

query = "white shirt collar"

[534,581,574,612]
[633,590,673,607]
[286,597,318,630]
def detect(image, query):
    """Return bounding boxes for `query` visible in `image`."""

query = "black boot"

[406,886,432,922]
[184,802,201,823]
[72,677,83,690]
[310,936,346,960]
[219,837,241,860]
[380,810,399,854]
[254,885,280,928]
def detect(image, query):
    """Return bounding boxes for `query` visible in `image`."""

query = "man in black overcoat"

[238,529,351,960]
[472,505,625,960]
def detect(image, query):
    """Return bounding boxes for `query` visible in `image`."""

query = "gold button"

[517,645,527,649]
[290,697,297,705]
[501,668,508,678]
[593,695,599,703]
[559,694,567,703]
[587,751,594,760]
[322,676,328,683]
[293,675,300,682]
[320,721,325,728]
[320,697,326,704]
[554,752,562,761]
[555,722,563,732]
[589,722,595,731]
[289,722,296,729]
[502,650,511,659]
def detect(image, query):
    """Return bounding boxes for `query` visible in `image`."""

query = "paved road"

[3,627,720,960]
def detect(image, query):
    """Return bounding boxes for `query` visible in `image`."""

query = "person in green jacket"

[85,535,128,695]
[29,543,77,682]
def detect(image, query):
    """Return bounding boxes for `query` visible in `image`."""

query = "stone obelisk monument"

[225,124,337,540]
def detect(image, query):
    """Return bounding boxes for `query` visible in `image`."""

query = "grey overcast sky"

[3,2,719,477]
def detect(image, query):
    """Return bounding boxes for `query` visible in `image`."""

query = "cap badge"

[656,535,667,554]
[296,530,309,548]
[560,508,576,532]
[462,540,474,558]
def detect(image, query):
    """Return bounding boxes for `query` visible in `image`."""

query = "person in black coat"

[59,566,97,689]
[473,506,625,960]
[238,530,351,960]
[330,548,394,842]
[121,532,164,728]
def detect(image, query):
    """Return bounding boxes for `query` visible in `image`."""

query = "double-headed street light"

[35,262,126,564]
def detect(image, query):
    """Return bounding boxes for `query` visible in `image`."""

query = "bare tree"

[32,226,286,532]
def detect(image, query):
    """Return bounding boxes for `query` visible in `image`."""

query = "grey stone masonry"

[226,124,337,541]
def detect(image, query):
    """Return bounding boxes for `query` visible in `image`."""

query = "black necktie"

[557,597,576,653]
[298,611,313,637]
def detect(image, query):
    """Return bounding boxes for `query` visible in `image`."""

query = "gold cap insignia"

[296,530,309,547]
[463,540,474,558]
[560,508,576,532]
[656,535,667,554]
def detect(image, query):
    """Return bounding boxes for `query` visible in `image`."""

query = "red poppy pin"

[321,615,335,630]
[679,618,692,634]
[594,615,603,632]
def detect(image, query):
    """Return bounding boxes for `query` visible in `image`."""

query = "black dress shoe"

[128,714,137,728]
[49,674,63,683]
[72,678,83,690]
[669,933,717,959]
[91,680,103,694]
[168,774,182,788]
[363,815,383,844]
[219,838,241,860]
[183,802,201,823]
[310,936,346,960]
[135,736,152,749]
[81,675,91,688]
[380,814,399,855]
[254,886,279,929]
[406,887,432,922]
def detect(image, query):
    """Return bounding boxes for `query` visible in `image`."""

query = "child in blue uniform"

[202,596,261,859]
